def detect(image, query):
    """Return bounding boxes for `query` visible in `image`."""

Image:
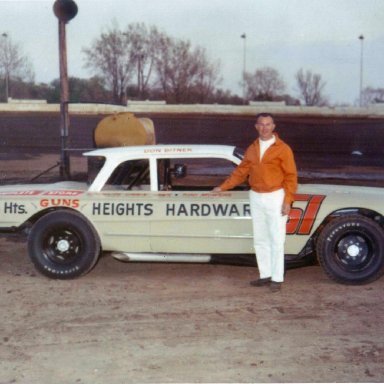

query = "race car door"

[150,157,254,254]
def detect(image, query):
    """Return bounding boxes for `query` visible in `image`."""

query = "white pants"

[249,189,287,283]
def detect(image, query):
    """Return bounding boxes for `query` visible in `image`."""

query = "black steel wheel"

[28,210,101,279]
[316,215,384,284]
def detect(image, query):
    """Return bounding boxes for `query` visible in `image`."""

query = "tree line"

[1,24,383,106]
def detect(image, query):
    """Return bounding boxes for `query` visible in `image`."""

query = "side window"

[103,159,150,191]
[157,157,246,191]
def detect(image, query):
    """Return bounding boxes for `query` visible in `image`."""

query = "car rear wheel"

[28,210,101,279]
[316,215,384,284]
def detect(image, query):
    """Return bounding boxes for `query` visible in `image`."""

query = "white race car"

[1,144,383,284]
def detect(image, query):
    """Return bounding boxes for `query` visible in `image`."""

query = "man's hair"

[255,112,274,122]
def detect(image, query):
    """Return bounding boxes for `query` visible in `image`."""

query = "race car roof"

[84,144,240,161]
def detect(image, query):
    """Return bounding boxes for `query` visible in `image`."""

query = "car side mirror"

[172,164,187,179]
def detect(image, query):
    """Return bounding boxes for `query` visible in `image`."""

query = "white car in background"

[0,144,383,284]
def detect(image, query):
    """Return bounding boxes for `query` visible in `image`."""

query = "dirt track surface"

[0,154,384,383]
[1,238,384,383]
[0,239,384,384]
[1,110,384,384]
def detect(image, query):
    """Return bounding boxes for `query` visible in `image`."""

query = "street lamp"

[241,33,246,104]
[53,0,78,180]
[358,34,364,107]
[1,33,9,102]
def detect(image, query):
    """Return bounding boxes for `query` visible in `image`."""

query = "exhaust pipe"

[112,252,211,263]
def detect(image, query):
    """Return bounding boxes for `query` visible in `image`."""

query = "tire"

[316,215,384,284]
[28,210,101,279]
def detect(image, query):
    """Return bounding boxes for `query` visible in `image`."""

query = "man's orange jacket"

[219,133,298,204]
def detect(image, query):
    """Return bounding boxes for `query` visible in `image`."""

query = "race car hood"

[0,181,87,196]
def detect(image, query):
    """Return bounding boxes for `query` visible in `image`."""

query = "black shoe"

[270,281,282,292]
[250,277,271,287]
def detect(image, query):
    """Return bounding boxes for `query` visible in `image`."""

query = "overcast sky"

[1,0,384,105]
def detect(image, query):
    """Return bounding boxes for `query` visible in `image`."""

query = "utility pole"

[1,33,9,102]
[53,0,78,180]
[358,35,364,107]
[240,33,247,104]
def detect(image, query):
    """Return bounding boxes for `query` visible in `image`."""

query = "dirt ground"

[1,154,384,384]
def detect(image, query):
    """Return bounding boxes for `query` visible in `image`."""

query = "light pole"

[358,34,364,107]
[241,33,246,104]
[53,0,78,180]
[1,33,9,102]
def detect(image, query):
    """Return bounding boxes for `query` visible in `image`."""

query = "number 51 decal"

[287,194,325,235]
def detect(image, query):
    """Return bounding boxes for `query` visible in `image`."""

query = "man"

[213,113,297,292]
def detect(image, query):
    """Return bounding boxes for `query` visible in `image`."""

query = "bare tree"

[361,86,384,106]
[83,23,135,104]
[295,68,328,106]
[0,33,34,101]
[244,67,285,101]
[83,23,171,103]
[83,22,221,104]
[124,23,161,99]
[154,36,220,103]
[192,47,221,103]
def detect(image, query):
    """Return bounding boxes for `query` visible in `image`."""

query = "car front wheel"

[28,210,101,279]
[316,215,384,284]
